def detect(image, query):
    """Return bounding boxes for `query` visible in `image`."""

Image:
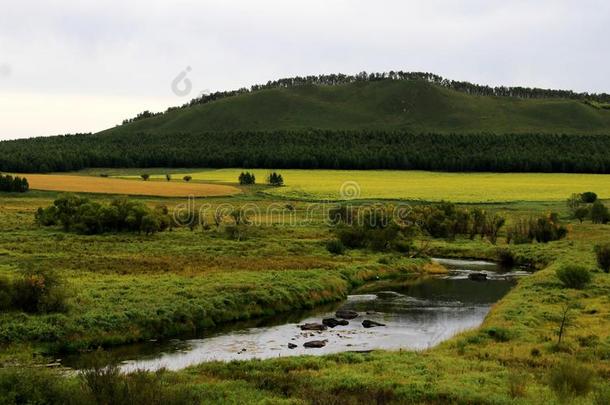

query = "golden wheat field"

[21,174,241,197]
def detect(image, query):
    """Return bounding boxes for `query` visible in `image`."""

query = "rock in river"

[376,291,403,299]
[300,323,328,331]
[335,309,359,320]
[468,272,487,281]
[303,340,328,348]
[362,320,386,328]
[287,343,298,349]
[322,318,349,328]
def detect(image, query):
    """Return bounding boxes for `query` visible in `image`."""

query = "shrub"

[183,175,192,182]
[326,240,345,255]
[496,248,515,267]
[140,174,150,181]
[591,201,610,224]
[581,191,598,203]
[80,352,199,405]
[165,173,171,181]
[595,244,610,273]
[11,269,68,313]
[0,367,73,405]
[549,361,594,398]
[574,206,590,223]
[556,265,591,289]
[485,326,511,342]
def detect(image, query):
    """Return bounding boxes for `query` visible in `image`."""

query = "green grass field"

[120,169,610,202]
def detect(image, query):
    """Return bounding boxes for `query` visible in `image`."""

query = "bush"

[0,367,73,405]
[591,201,610,224]
[549,361,594,398]
[595,244,610,273]
[496,248,515,267]
[10,269,68,313]
[485,326,511,342]
[140,174,150,181]
[183,175,192,182]
[581,191,598,203]
[326,240,345,255]
[556,265,592,289]
[574,206,590,223]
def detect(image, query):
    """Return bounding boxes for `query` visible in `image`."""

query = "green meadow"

[1,176,610,403]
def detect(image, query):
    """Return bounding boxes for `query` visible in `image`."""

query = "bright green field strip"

[121,169,610,202]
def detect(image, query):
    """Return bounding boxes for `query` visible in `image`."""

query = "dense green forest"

[2,131,610,173]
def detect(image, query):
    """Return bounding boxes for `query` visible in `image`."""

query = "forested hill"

[108,76,610,135]
[3,73,610,174]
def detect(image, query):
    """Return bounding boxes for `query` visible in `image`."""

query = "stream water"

[64,258,528,372]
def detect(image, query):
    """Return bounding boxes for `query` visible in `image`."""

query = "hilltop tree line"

[3,131,610,174]
[0,174,29,192]
[122,71,610,123]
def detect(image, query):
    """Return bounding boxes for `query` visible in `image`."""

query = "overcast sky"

[1,0,609,140]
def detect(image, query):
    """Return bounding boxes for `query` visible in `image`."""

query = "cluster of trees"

[4,131,610,174]
[121,71,610,123]
[238,172,256,185]
[329,206,414,252]
[267,172,284,186]
[567,192,609,224]
[405,203,506,243]
[329,202,571,253]
[35,195,173,235]
[506,213,568,244]
[121,110,163,125]
[0,174,29,192]
[328,203,509,253]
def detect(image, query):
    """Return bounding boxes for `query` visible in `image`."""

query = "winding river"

[64,258,529,372]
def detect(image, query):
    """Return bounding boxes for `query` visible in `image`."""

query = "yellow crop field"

[22,174,241,197]
[130,169,610,202]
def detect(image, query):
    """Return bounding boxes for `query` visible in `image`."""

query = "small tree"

[590,201,609,224]
[165,174,172,182]
[141,174,150,181]
[567,193,582,216]
[483,214,505,245]
[595,244,610,273]
[574,206,589,223]
[581,192,598,203]
[183,175,192,182]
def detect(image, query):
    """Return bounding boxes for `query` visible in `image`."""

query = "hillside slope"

[105,79,610,135]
